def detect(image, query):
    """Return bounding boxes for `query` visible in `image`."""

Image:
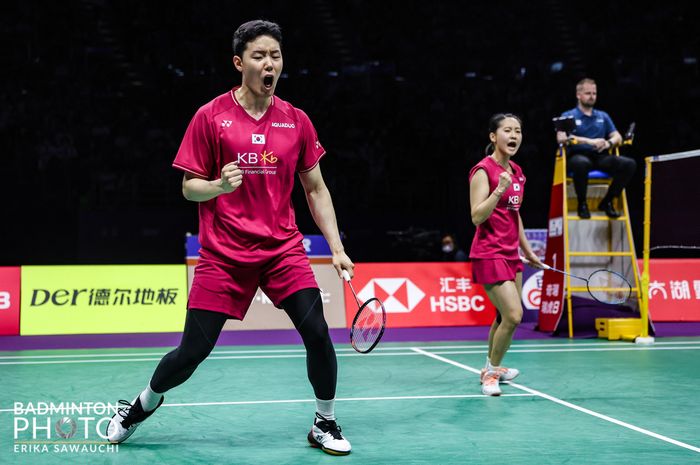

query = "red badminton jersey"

[469,156,526,259]
[173,87,326,264]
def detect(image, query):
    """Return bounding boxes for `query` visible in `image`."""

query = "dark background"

[2,0,698,265]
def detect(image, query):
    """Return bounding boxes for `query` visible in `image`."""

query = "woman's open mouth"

[263,75,274,89]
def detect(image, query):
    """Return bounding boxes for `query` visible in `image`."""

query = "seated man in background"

[556,78,636,219]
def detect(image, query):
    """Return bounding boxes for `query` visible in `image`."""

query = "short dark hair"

[576,78,596,92]
[485,113,522,155]
[232,20,282,57]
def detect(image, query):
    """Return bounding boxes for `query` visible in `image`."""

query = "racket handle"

[520,256,551,270]
[341,269,351,282]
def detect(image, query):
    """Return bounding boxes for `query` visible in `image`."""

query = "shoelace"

[116,399,144,428]
[315,414,343,440]
[116,400,133,419]
[316,420,343,440]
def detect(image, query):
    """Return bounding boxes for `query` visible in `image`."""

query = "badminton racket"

[533,260,632,305]
[342,269,386,353]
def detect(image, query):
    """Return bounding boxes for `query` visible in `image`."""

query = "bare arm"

[182,162,242,202]
[564,131,622,153]
[470,169,511,226]
[607,130,622,147]
[298,165,354,277]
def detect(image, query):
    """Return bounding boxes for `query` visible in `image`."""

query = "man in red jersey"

[107,20,353,456]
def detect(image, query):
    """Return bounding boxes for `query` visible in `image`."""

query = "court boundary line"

[0,393,535,413]
[411,347,700,454]
[2,340,698,360]
[2,344,700,365]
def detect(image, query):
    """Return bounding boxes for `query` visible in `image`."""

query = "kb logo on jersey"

[237,151,278,165]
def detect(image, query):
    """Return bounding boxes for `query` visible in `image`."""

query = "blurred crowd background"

[2,0,698,264]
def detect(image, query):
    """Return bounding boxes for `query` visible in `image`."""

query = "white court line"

[2,340,698,360]
[0,393,534,413]
[3,344,700,365]
[411,347,700,454]
[0,345,700,365]
[430,346,700,355]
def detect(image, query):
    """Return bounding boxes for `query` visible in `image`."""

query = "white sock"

[486,358,497,371]
[139,384,163,412]
[315,398,335,421]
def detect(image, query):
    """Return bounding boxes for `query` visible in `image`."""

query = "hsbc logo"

[357,278,425,313]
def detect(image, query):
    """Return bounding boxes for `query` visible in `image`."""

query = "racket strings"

[586,270,632,305]
[351,299,385,352]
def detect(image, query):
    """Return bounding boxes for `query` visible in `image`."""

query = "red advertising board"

[538,178,566,332]
[640,259,700,321]
[0,267,21,335]
[345,262,495,328]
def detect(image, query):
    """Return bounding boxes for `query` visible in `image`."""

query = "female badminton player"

[469,113,544,396]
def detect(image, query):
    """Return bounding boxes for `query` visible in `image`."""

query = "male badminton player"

[469,114,544,396]
[106,20,353,456]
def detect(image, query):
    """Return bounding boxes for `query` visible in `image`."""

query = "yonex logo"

[221,120,232,128]
[252,134,265,144]
[357,278,425,313]
[271,122,295,128]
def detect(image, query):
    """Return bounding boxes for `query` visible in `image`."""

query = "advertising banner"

[521,229,547,323]
[344,262,495,328]
[641,259,700,321]
[20,265,187,335]
[539,155,566,332]
[0,267,21,335]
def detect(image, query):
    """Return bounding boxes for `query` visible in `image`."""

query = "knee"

[569,155,593,173]
[499,309,522,328]
[622,156,637,174]
[175,343,214,368]
[301,319,331,349]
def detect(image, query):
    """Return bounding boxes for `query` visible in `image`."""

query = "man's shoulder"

[271,95,310,124]
[195,91,236,119]
[561,107,579,117]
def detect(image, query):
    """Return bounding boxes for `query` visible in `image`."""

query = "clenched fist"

[496,172,512,193]
[219,162,243,193]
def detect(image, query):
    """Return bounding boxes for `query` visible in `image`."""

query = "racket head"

[350,297,386,354]
[586,269,632,305]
